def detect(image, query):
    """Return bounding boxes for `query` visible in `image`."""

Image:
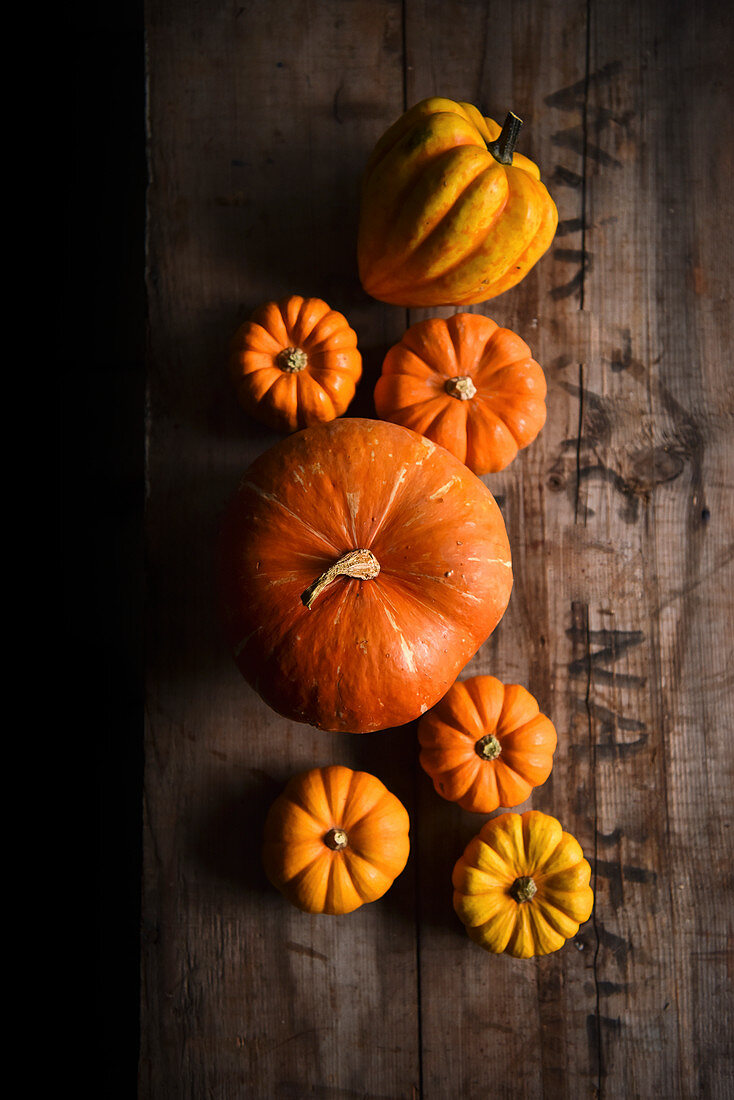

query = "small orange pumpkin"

[452,811,594,957]
[418,675,556,813]
[374,313,547,474]
[262,765,410,915]
[358,98,558,306]
[230,295,362,433]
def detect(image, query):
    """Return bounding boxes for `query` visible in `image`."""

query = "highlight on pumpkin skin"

[452,810,594,958]
[374,313,547,475]
[358,97,558,307]
[418,675,557,813]
[229,295,362,433]
[262,765,410,915]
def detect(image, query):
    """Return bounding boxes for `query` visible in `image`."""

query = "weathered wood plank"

[142,2,420,1097]
[405,2,598,1097]
[142,1,734,1097]
[406,1,734,1097]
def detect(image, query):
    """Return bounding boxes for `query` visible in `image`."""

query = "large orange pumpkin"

[230,296,362,433]
[374,313,547,474]
[218,418,513,732]
[263,765,410,914]
[418,675,557,813]
[358,98,558,307]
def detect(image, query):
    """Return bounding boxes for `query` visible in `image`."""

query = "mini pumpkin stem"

[324,828,348,851]
[488,111,523,166]
[302,548,380,609]
[510,875,537,903]
[475,733,502,761]
[445,375,477,401]
[277,346,308,373]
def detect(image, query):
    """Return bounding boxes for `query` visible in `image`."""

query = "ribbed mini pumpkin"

[418,675,557,813]
[263,766,410,914]
[230,295,362,433]
[374,313,547,474]
[452,811,594,958]
[218,418,513,733]
[358,98,558,306]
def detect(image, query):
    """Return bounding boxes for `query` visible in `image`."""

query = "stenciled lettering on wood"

[544,62,634,301]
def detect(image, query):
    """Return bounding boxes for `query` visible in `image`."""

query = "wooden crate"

[142,2,734,1095]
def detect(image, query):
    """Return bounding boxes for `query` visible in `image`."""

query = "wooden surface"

[142,1,734,1096]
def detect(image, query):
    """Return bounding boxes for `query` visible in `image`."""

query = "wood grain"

[142,1,734,1096]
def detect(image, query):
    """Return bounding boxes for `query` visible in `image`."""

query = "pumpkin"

[452,811,594,958]
[418,675,556,813]
[263,765,410,914]
[218,418,513,733]
[230,295,362,433]
[374,313,547,474]
[358,98,558,307]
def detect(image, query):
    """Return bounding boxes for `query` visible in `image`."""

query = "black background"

[64,8,145,1093]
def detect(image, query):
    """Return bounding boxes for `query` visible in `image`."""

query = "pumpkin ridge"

[525,902,566,956]
[460,764,500,813]
[391,154,502,268]
[364,105,463,177]
[381,344,444,381]
[377,171,510,295]
[465,401,518,453]
[296,373,335,431]
[265,842,324,885]
[320,764,355,825]
[293,297,329,342]
[474,176,558,299]
[241,480,341,555]
[302,310,353,351]
[378,389,448,419]
[380,573,478,645]
[389,146,493,253]
[286,770,332,829]
[491,759,533,806]
[364,98,477,175]
[235,369,280,404]
[377,574,456,636]
[339,766,374,829]
[474,352,535,385]
[343,792,405,841]
[361,464,413,547]
[361,114,486,275]
[428,170,544,303]
[344,847,394,878]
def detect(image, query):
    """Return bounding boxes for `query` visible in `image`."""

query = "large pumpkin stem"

[302,548,380,609]
[510,875,537,903]
[488,112,523,165]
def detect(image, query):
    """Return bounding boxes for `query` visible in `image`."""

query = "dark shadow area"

[62,9,146,1097]
[190,769,283,900]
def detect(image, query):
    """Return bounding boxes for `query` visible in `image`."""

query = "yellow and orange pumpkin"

[452,811,594,958]
[358,98,558,306]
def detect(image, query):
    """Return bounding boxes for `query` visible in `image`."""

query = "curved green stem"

[488,112,523,165]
